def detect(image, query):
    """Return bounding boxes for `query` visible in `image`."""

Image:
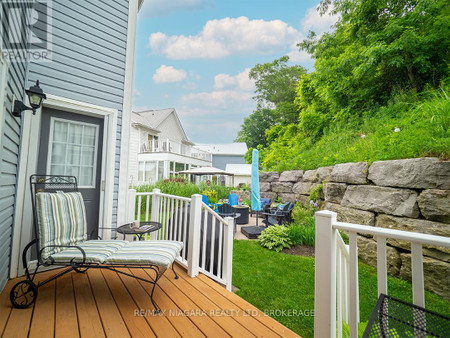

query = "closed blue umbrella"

[251,149,261,225]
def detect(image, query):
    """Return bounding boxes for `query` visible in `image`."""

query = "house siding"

[27,0,130,227]
[0,2,32,292]
[213,155,246,171]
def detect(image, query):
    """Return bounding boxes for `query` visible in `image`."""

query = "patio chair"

[9,175,183,313]
[263,203,291,226]
[228,193,238,206]
[217,203,235,217]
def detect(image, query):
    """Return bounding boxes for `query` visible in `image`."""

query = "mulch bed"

[282,245,315,257]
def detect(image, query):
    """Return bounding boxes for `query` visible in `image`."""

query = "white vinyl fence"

[314,210,450,338]
[127,189,234,290]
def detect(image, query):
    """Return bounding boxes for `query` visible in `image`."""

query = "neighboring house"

[129,108,212,185]
[193,143,248,170]
[0,0,142,291]
[225,163,252,186]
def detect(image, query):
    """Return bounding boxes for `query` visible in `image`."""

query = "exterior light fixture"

[12,80,47,117]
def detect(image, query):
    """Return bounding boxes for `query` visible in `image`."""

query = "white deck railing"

[141,139,212,161]
[314,210,450,338]
[127,189,234,290]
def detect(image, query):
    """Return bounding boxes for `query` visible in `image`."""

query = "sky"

[132,0,338,144]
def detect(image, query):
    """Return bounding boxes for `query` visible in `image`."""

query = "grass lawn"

[232,240,450,338]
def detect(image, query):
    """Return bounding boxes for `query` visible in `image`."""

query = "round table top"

[116,221,162,235]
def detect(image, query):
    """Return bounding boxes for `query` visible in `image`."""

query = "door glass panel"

[51,143,66,164]
[68,123,83,144]
[48,118,98,188]
[83,126,96,146]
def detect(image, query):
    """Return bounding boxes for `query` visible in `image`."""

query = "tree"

[236,108,276,149]
[249,56,306,124]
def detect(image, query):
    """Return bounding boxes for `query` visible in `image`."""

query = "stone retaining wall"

[259,157,450,299]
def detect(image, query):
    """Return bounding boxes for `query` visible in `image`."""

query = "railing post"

[187,194,202,278]
[127,189,137,223]
[223,216,234,291]
[315,210,337,338]
[150,188,161,240]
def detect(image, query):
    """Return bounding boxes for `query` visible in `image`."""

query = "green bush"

[291,203,315,226]
[287,224,315,247]
[259,225,292,252]
[309,183,323,202]
[201,189,218,204]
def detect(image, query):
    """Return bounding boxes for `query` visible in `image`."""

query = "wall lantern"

[12,80,47,117]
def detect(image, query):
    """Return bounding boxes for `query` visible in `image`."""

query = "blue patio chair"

[201,194,210,205]
[228,193,238,206]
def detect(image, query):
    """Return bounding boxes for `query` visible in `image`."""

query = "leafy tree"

[249,56,306,124]
[236,56,306,156]
[236,108,276,149]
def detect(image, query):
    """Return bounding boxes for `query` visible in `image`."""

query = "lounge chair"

[9,175,183,313]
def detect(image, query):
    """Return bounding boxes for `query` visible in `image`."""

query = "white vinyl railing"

[314,210,450,338]
[141,139,212,161]
[127,188,234,290]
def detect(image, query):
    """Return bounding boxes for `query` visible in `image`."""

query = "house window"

[138,162,145,181]
[175,162,184,173]
[145,161,156,183]
[48,118,99,188]
[158,161,164,181]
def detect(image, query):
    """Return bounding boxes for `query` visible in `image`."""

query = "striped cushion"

[36,192,87,259]
[104,241,183,269]
[50,240,129,263]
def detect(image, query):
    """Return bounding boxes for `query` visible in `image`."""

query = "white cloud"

[149,16,303,59]
[152,65,187,84]
[301,5,339,35]
[287,41,312,63]
[214,68,255,91]
[182,90,253,110]
[139,0,211,17]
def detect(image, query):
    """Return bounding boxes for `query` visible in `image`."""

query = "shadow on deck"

[0,264,299,337]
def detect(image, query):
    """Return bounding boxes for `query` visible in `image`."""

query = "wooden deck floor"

[0,264,299,337]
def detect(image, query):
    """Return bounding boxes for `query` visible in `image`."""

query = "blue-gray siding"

[0,2,31,292]
[0,0,130,293]
[27,0,130,227]
[213,155,246,171]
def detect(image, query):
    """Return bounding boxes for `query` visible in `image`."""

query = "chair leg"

[150,273,161,314]
[171,262,179,279]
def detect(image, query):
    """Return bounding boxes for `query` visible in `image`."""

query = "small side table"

[116,221,162,240]
[233,206,249,224]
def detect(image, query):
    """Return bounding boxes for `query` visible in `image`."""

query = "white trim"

[117,0,139,227]
[0,49,7,165]
[10,94,118,278]
[46,117,100,189]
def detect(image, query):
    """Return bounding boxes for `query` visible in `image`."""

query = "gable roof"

[132,108,193,144]
[194,143,248,156]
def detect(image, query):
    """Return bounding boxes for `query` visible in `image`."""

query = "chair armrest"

[41,245,86,265]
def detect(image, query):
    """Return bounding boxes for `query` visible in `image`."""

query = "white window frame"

[47,117,100,188]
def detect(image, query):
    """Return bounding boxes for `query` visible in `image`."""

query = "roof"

[193,143,248,156]
[225,164,252,176]
[178,166,234,176]
[132,108,193,144]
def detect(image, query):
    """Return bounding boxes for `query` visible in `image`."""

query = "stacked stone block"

[259,157,450,299]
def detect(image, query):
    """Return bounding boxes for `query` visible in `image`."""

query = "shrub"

[309,183,323,202]
[201,189,218,204]
[259,225,292,252]
[287,224,315,247]
[291,203,315,226]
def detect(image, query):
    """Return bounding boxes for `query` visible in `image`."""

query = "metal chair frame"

[9,175,178,312]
